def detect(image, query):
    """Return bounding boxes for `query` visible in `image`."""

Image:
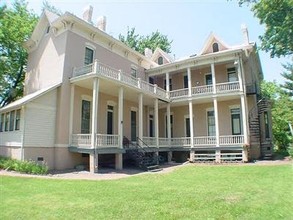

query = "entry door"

[149,115,154,137]
[205,74,212,85]
[185,117,191,137]
[131,111,137,141]
[107,106,114,135]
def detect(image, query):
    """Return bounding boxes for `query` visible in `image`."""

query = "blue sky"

[4,0,291,83]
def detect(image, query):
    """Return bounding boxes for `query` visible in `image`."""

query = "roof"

[151,48,174,64]
[0,83,61,112]
[199,32,230,55]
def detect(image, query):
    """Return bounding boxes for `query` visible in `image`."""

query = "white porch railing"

[96,134,119,147]
[194,136,216,146]
[72,61,168,100]
[216,82,240,93]
[71,134,92,148]
[159,138,169,147]
[171,137,191,146]
[219,135,244,145]
[142,137,157,146]
[169,88,189,99]
[192,85,213,95]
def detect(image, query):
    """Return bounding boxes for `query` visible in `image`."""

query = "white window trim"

[131,107,138,112]
[107,100,117,106]
[81,95,92,102]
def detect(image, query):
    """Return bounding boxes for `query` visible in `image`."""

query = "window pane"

[4,113,9,131]
[158,56,163,65]
[0,113,4,132]
[205,74,212,85]
[184,75,188,88]
[207,111,215,136]
[131,68,137,78]
[227,67,238,82]
[84,47,94,65]
[212,42,219,52]
[15,109,21,130]
[81,100,91,133]
[9,111,15,131]
[231,108,241,135]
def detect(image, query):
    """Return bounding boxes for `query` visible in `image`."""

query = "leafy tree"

[0,0,38,107]
[261,81,293,150]
[238,0,293,58]
[280,63,293,96]
[119,27,172,54]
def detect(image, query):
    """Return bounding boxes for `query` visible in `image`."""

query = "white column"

[115,153,123,170]
[167,103,171,147]
[188,101,194,147]
[213,97,220,162]
[90,78,99,173]
[237,57,244,92]
[213,98,220,146]
[166,72,170,92]
[138,93,143,140]
[211,63,216,94]
[154,99,159,147]
[68,84,75,146]
[187,67,192,96]
[118,87,124,148]
[241,94,248,144]
[146,106,150,137]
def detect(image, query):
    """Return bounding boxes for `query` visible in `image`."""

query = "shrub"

[0,156,48,175]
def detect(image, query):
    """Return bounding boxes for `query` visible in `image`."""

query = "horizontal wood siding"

[0,131,22,147]
[24,90,57,147]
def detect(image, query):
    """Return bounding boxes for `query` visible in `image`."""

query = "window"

[164,78,172,91]
[81,100,91,134]
[46,26,50,34]
[4,113,9,132]
[207,111,215,136]
[149,77,154,85]
[205,74,212,85]
[84,47,94,65]
[15,109,21,130]
[231,108,242,135]
[227,67,238,82]
[185,117,190,137]
[131,67,137,78]
[212,42,219,52]
[0,113,4,132]
[149,115,154,137]
[9,111,15,131]
[107,105,114,135]
[131,111,137,141]
[184,75,188,88]
[264,112,270,139]
[158,56,163,65]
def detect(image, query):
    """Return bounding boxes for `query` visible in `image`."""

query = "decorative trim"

[107,100,117,106]
[131,107,138,112]
[81,95,92,101]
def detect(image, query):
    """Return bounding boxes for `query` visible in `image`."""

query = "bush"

[288,144,293,159]
[0,156,48,175]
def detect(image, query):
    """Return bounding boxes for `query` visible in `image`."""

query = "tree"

[238,0,293,58]
[0,0,38,107]
[281,63,293,96]
[119,27,173,54]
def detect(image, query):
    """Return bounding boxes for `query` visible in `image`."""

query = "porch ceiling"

[72,77,162,106]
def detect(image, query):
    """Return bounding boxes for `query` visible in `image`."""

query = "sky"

[3,0,292,84]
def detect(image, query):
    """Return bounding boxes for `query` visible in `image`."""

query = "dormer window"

[158,56,163,65]
[46,26,50,34]
[212,42,219,52]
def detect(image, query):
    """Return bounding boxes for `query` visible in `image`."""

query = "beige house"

[0,9,273,173]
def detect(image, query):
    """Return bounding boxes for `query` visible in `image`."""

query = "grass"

[1,164,293,219]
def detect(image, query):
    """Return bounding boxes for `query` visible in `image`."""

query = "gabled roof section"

[0,83,61,112]
[200,32,230,55]
[24,10,60,51]
[151,48,174,64]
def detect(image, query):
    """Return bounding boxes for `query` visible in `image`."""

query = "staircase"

[249,98,273,159]
[123,137,161,171]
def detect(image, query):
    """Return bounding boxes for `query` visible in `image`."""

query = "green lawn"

[1,165,292,220]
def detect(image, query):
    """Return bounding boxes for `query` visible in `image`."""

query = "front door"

[131,111,137,141]
[185,117,190,137]
[107,105,114,135]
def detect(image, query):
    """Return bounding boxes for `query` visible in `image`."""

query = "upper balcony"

[71,60,168,101]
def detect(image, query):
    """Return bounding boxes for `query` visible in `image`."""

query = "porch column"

[189,101,194,161]
[118,87,124,148]
[187,67,192,96]
[166,72,170,92]
[115,153,123,170]
[154,99,159,147]
[138,93,143,141]
[68,84,75,146]
[237,56,244,92]
[90,78,99,173]
[167,103,171,143]
[211,63,216,94]
[213,97,220,162]
[241,94,248,144]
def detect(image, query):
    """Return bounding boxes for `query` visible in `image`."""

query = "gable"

[200,33,230,55]
[151,48,173,65]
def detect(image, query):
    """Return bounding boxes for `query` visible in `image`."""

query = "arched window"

[212,42,219,52]
[158,56,163,65]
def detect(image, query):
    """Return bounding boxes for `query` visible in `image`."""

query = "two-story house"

[0,8,273,173]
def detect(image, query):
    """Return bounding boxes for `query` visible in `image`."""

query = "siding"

[24,89,57,147]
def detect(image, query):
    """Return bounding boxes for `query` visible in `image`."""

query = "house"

[0,8,273,173]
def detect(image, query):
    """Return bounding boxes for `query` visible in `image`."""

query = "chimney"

[241,24,249,45]
[82,5,93,23]
[144,48,153,58]
[97,16,107,31]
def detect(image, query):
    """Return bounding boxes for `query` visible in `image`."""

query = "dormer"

[200,33,230,55]
[151,48,174,65]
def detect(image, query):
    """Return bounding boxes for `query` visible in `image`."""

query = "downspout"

[20,105,26,161]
